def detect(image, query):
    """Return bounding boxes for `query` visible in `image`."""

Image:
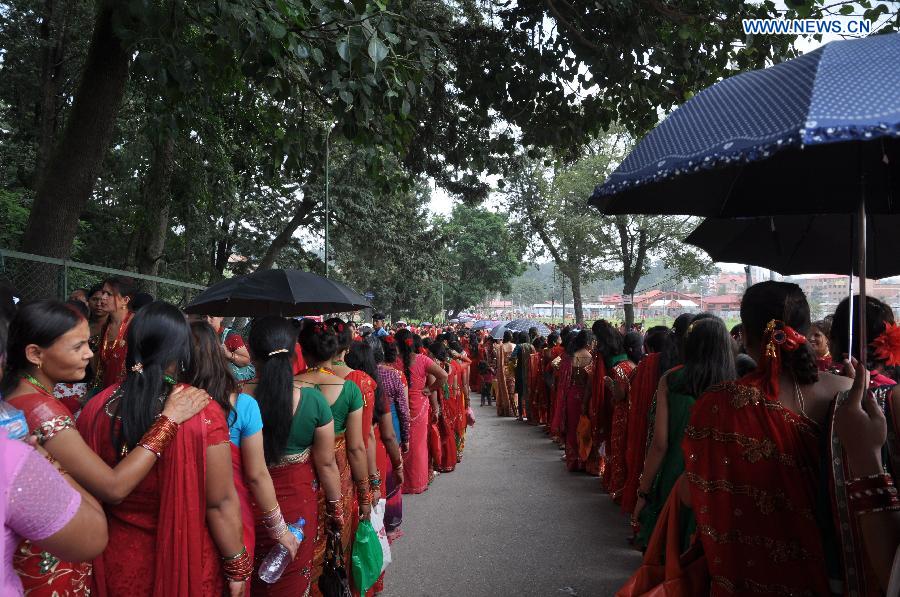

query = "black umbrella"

[685,215,900,279]
[503,318,551,337]
[185,269,371,316]
[590,34,900,355]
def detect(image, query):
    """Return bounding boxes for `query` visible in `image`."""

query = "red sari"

[603,357,636,501]
[469,339,482,392]
[620,352,662,514]
[8,391,90,596]
[683,374,830,596]
[346,370,385,597]
[435,362,458,473]
[77,384,229,597]
[253,451,320,597]
[94,313,133,391]
[585,354,607,477]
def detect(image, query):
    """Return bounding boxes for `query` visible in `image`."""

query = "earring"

[37,362,42,370]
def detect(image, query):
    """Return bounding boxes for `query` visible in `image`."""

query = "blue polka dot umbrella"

[590,33,900,356]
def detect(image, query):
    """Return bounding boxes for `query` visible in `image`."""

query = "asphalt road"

[381,399,641,597]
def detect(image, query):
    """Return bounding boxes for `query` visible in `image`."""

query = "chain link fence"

[0,249,206,307]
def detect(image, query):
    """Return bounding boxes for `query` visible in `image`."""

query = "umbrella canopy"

[185,269,371,317]
[471,319,503,331]
[590,33,899,217]
[503,318,551,337]
[686,215,900,279]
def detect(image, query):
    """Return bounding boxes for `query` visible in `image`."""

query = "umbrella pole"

[857,189,868,363]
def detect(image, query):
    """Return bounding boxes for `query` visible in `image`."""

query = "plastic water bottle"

[0,401,28,440]
[258,518,305,584]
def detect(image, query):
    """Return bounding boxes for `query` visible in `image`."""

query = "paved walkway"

[381,400,641,597]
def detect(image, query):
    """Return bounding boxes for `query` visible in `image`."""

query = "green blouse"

[327,380,364,435]
[285,387,334,455]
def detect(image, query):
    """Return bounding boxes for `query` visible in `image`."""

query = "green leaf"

[340,90,354,105]
[268,20,287,39]
[839,4,854,15]
[368,35,389,65]
[337,40,351,63]
[311,48,324,66]
[401,98,410,116]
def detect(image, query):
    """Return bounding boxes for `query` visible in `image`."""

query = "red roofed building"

[703,294,743,316]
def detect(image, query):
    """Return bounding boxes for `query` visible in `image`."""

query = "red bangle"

[847,473,900,515]
[138,415,179,458]
[222,546,252,582]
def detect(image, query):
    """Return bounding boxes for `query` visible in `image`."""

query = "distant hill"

[501,261,695,305]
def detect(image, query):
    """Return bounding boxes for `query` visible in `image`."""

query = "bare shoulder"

[814,371,853,397]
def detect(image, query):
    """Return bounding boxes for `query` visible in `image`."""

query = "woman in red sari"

[594,320,636,501]
[76,301,248,596]
[682,281,852,596]
[468,331,482,393]
[827,295,900,595]
[558,330,596,472]
[296,320,369,595]
[244,317,343,597]
[346,340,405,596]
[395,329,446,494]
[3,300,210,596]
[528,337,547,427]
[187,322,299,569]
[620,326,678,515]
[92,277,137,392]
[427,340,457,473]
[548,331,567,445]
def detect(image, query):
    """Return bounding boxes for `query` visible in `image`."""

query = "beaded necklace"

[308,366,337,376]
[23,374,53,397]
[331,360,346,367]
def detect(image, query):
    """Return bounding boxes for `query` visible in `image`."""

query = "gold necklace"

[792,374,806,416]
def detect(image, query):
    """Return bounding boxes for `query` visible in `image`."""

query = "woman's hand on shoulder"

[161,385,211,424]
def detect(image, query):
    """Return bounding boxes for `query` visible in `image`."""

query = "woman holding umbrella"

[828,295,900,594]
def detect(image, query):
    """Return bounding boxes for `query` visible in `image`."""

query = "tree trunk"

[20,1,130,297]
[569,269,584,325]
[256,178,319,271]
[622,279,639,330]
[129,133,176,293]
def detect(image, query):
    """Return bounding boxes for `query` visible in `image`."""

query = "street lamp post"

[324,126,333,278]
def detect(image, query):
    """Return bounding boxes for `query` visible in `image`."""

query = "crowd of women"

[469,282,900,596]
[0,276,475,596]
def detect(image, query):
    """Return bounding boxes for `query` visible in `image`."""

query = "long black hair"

[624,331,644,364]
[248,316,300,465]
[395,328,414,387]
[644,325,678,372]
[380,335,399,365]
[187,321,237,420]
[111,301,192,455]
[830,295,895,371]
[682,316,737,397]
[740,281,818,385]
[2,300,86,394]
[672,313,694,365]
[346,340,386,423]
[566,329,595,355]
[325,317,353,353]
[591,319,623,361]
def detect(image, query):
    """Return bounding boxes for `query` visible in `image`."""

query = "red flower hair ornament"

[405,338,414,347]
[384,336,396,345]
[872,322,900,367]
